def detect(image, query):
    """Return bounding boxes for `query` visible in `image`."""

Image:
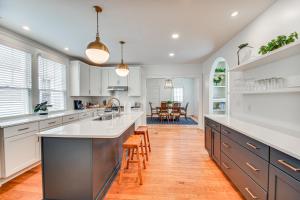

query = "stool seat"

[123,135,142,147]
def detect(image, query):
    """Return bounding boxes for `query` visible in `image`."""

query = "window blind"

[38,56,66,111]
[0,44,32,118]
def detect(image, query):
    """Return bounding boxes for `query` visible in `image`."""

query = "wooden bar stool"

[135,126,151,154]
[119,135,146,185]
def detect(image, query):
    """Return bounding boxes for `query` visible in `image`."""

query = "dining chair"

[171,106,181,121]
[149,102,158,119]
[159,102,169,122]
[180,102,189,120]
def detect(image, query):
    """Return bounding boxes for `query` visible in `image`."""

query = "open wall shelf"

[230,41,300,72]
[231,87,300,95]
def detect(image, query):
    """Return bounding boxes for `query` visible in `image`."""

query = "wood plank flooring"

[0,125,243,200]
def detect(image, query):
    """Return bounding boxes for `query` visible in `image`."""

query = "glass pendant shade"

[165,79,173,88]
[86,36,109,64]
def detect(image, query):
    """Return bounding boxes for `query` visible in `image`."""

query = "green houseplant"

[259,32,298,55]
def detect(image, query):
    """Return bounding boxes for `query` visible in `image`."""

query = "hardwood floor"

[0,125,243,200]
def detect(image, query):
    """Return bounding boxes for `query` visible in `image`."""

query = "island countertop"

[205,114,300,160]
[36,111,144,139]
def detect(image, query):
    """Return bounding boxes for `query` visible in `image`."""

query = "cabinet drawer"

[221,152,267,200]
[39,117,62,130]
[4,122,39,138]
[270,148,300,182]
[207,119,221,132]
[221,135,269,190]
[79,112,92,119]
[62,114,79,124]
[221,125,269,161]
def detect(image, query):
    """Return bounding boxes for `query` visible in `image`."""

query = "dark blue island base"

[41,124,134,200]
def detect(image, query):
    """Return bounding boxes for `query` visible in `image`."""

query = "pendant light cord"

[121,43,124,64]
[96,10,99,37]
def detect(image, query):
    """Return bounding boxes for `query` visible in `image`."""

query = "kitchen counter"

[205,114,300,160]
[0,108,104,128]
[37,111,143,138]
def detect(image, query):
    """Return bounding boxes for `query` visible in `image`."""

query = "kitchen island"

[37,111,143,200]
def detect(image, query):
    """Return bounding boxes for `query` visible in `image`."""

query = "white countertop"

[205,115,300,160]
[0,108,104,128]
[36,111,144,139]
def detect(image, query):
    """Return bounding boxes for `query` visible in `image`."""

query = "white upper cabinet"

[70,61,102,96]
[128,67,142,96]
[89,66,102,96]
[101,68,111,96]
[108,68,128,86]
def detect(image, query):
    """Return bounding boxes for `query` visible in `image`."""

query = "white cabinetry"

[2,130,39,178]
[101,68,111,96]
[89,66,102,96]
[128,67,142,96]
[108,68,128,86]
[70,61,102,96]
[70,61,90,96]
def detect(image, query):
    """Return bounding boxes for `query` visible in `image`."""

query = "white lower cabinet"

[3,131,40,178]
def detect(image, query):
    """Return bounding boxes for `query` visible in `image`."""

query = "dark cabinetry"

[269,165,300,200]
[204,117,300,200]
[204,118,220,166]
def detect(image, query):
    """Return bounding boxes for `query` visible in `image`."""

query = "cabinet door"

[89,66,101,96]
[4,132,40,177]
[212,129,221,165]
[108,68,128,86]
[269,165,300,200]
[205,125,212,156]
[79,62,90,96]
[128,67,141,96]
[101,68,110,96]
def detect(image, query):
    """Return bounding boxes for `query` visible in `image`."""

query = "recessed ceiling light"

[231,11,239,17]
[169,53,175,57]
[22,25,30,31]
[171,33,180,39]
[64,47,69,51]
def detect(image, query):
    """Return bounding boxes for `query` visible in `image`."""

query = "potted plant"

[167,100,173,107]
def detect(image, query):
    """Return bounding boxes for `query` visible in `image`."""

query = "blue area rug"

[147,117,198,125]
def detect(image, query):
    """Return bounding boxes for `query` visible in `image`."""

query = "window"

[173,87,183,102]
[0,44,32,118]
[38,56,66,111]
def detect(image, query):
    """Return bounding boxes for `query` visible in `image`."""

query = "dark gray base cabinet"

[205,117,300,200]
[269,165,300,200]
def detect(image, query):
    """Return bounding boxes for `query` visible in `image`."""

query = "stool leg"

[126,148,131,169]
[143,133,149,161]
[119,148,127,184]
[146,130,151,152]
[136,146,143,185]
[140,141,146,169]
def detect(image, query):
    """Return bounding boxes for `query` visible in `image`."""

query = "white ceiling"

[0,0,276,65]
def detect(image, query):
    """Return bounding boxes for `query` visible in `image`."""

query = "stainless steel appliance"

[74,100,84,110]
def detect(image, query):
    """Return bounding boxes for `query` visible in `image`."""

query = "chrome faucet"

[107,97,121,115]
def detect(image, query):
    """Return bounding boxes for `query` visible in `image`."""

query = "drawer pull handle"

[246,142,259,150]
[223,130,229,134]
[245,187,258,199]
[222,142,230,148]
[246,162,260,172]
[278,160,300,172]
[48,121,56,125]
[222,162,230,169]
[18,127,29,131]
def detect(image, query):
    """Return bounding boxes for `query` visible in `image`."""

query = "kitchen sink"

[93,112,122,121]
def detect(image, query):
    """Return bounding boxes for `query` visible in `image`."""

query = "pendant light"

[85,6,110,64]
[164,79,173,88]
[116,41,129,77]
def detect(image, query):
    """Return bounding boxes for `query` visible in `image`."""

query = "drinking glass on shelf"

[276,77,285,89]
[270,78,277,90]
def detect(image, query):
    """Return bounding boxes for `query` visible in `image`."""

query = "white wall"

[202,0,300,134]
